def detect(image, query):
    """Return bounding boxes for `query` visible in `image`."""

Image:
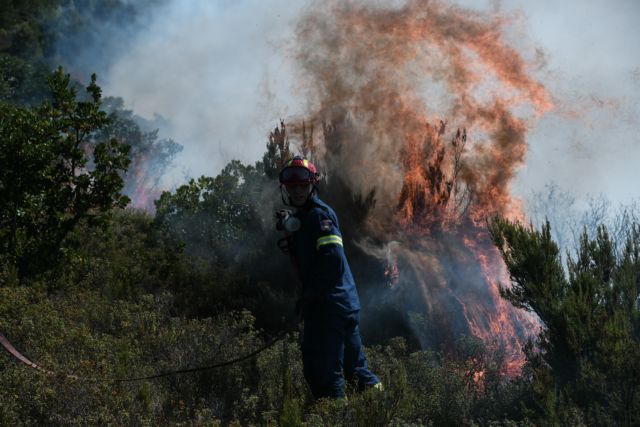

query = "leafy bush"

[490,219,640,426]
[0,285,274,425]
[0,68,129,278]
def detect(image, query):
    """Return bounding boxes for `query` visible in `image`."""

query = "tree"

[154,161,266,266]
[97,97,182,209]
[155,122,293,268]
[262,120,291,179]
[0,0,60,60]
[0,68,130,278]
[153,137,293,323]
[0,0,63,104]
[489,218,640,426]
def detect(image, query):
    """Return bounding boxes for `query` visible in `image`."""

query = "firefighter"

[278,156,381,399]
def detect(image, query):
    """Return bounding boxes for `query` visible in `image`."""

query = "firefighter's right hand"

[275,210,301,232]
[275,210,290,231]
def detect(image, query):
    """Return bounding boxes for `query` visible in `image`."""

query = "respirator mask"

[275,209,301,232]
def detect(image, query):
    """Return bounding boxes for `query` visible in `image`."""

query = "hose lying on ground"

[0,328,292,383]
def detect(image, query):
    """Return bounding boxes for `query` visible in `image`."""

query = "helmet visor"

[279,166,313,184]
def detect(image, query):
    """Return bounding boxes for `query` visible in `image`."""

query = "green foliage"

[155,161,266,267]
[61,210,269,320]
[0,205,551,426]
[0,68,130,277]
[0,0,170,105]
[0,0,62,104]
[98,97,182,205]
[60,210,182,299]
[490,218,640,426]
[0,0,59,59]
[0,53,52,104]
[0,3,554,425]
[0,285,264,425]
[153,154,295,324]
[301,336,533,427]
[3,5,635,416]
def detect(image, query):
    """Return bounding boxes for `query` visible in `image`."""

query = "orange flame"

[292,0,550,375]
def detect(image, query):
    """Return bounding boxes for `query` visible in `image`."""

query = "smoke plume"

[291,0,549,374]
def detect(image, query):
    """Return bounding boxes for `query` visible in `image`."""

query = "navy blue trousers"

[302,309,380,399]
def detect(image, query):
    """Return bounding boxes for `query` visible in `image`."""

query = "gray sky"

[490,0,640,206]
[103,0,640,207]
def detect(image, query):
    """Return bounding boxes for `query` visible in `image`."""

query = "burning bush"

[283,0,553,374]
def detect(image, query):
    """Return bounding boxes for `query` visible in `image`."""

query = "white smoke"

[102,0,308,183]
[60,0,639,207]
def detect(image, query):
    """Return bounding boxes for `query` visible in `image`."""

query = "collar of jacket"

[295,194,320,213]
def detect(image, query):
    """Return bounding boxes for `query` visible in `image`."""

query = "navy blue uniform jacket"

[292,196,361,314]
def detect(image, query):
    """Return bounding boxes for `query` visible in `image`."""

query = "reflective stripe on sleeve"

[316,235,343,249]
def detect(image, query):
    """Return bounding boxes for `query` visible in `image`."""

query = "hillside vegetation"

[1,2,639,425]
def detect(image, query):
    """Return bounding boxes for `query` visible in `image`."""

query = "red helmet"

[279,156,319,185]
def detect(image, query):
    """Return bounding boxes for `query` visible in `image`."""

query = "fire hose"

[2,218,303,382]
[0,328,292,383]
